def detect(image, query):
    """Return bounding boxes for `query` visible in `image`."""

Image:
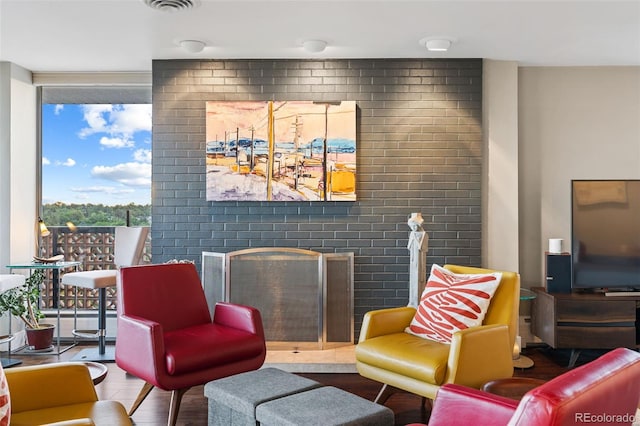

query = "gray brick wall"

[152,58,482,336]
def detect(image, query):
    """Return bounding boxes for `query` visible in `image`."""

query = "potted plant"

[0,269,54,350]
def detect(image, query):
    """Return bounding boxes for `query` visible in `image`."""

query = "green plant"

[0,269,46,329]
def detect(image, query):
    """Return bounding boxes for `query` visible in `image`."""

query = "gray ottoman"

[255,386,395,426]
[205,368,322,426]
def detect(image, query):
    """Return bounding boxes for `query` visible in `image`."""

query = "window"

[40,86,152,226]
[37,84,152,313]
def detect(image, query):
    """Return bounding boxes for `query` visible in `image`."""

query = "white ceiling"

[1,0,639,73]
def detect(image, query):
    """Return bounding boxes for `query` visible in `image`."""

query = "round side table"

[0,274,26,368]
[81,361,108,385]
[482,377,547,400]
[513,288,536,369]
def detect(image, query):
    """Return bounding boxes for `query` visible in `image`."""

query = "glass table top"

[6,261,81,270]
[520,288,536,301]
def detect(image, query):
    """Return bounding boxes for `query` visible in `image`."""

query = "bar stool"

[62,226,148,362]
[0,274,25,368]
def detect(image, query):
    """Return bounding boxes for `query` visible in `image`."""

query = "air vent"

[143,0,197,12]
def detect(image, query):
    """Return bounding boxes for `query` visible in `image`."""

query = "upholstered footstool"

[255,386,395,426]
[204,367,322,426]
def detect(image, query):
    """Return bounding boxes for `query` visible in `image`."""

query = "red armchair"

[116,263,266,426]
[428,347,640,426]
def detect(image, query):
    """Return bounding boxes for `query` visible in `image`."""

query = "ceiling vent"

[142,0,198,12]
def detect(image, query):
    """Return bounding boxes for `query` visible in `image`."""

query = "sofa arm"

[358,306,416,342]
[445,324,514,388]
[213,302,265,339]
[428,384,517,426]
[5,363,98,414]
[115,314,165,382]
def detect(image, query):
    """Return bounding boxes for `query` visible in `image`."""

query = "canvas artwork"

[205,101,356,201]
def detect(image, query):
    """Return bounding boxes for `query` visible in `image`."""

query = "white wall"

[0,62,37,272]
[518,67,640,288]
[0,62,37,348]
[1,63,38,269]
[483,60,519,272]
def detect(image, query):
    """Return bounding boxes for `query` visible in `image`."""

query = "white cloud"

[42,157,51,165]
[133,148,152,163]
[56,158,76,167]
[70,186,134,195]
[110,105,152,135]
[54,104,64,115]
[78,104,151,140]
[91,162,151,187]
[78,105,112,138]
[100,136,134,149]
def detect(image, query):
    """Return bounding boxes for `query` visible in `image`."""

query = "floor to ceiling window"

[37,84,151,315]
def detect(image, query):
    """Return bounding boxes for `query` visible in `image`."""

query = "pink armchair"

[428,347,640,426]
[115,263,266,426]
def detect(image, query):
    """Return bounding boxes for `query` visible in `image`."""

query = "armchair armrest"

[115,313,165,381]
[358,306,416,342]
[429,384,517,426]
[43,419,95,426]
[5,363,98,414]
[213,302,265,339]
[446,324,514,388]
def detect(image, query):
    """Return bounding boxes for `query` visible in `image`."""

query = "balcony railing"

[39,226,152,311]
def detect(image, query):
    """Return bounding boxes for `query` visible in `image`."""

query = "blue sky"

[42,104,152,206]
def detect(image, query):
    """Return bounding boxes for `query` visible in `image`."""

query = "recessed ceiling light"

[302,40,328,53]
[419,37,455,52]
[180,40,206,53]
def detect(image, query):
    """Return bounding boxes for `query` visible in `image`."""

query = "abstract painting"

[205,101,356,201]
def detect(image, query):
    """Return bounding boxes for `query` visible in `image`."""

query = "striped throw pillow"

[0,364,9,426]
[406,264,502,343]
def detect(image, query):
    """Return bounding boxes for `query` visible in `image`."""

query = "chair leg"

[167,387,190,426]
[421,396,432,410]
[374,383,400,404]
[129,382,155,416]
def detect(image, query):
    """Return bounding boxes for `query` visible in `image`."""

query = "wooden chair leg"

[374,383,399,405]
[129,382,154,416]
[167,387,191,426]
[421,396,432,410]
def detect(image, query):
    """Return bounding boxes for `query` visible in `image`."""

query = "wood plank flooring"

[4,344,601,426]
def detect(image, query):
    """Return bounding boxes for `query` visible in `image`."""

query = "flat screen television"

[571,179,640,292]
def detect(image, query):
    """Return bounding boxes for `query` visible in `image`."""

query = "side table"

[5,261,80,355]
[0,274,25,367]
[513,288,536,369]
[481,377,546,400]
[82,361,108,385]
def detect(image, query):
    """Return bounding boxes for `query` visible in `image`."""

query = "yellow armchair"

[5,362,131,426]
[355,264,520,404]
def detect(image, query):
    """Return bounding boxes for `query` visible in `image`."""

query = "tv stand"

[531,287,640,367]
[605,291,640,297]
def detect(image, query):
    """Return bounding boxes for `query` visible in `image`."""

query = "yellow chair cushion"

[9,401,129,426]
[355,332,450,385]
[5,363,131,426]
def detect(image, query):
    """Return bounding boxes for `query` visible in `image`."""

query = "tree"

[42,203,151,226]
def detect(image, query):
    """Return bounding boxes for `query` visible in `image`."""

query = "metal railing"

[38,226,152,311]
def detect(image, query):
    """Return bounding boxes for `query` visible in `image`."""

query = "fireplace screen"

[202,248,353,349]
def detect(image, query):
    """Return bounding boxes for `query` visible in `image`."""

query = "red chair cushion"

[164,323,265,375]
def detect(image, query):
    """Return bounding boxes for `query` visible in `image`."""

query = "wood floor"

[4,344,604,426]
